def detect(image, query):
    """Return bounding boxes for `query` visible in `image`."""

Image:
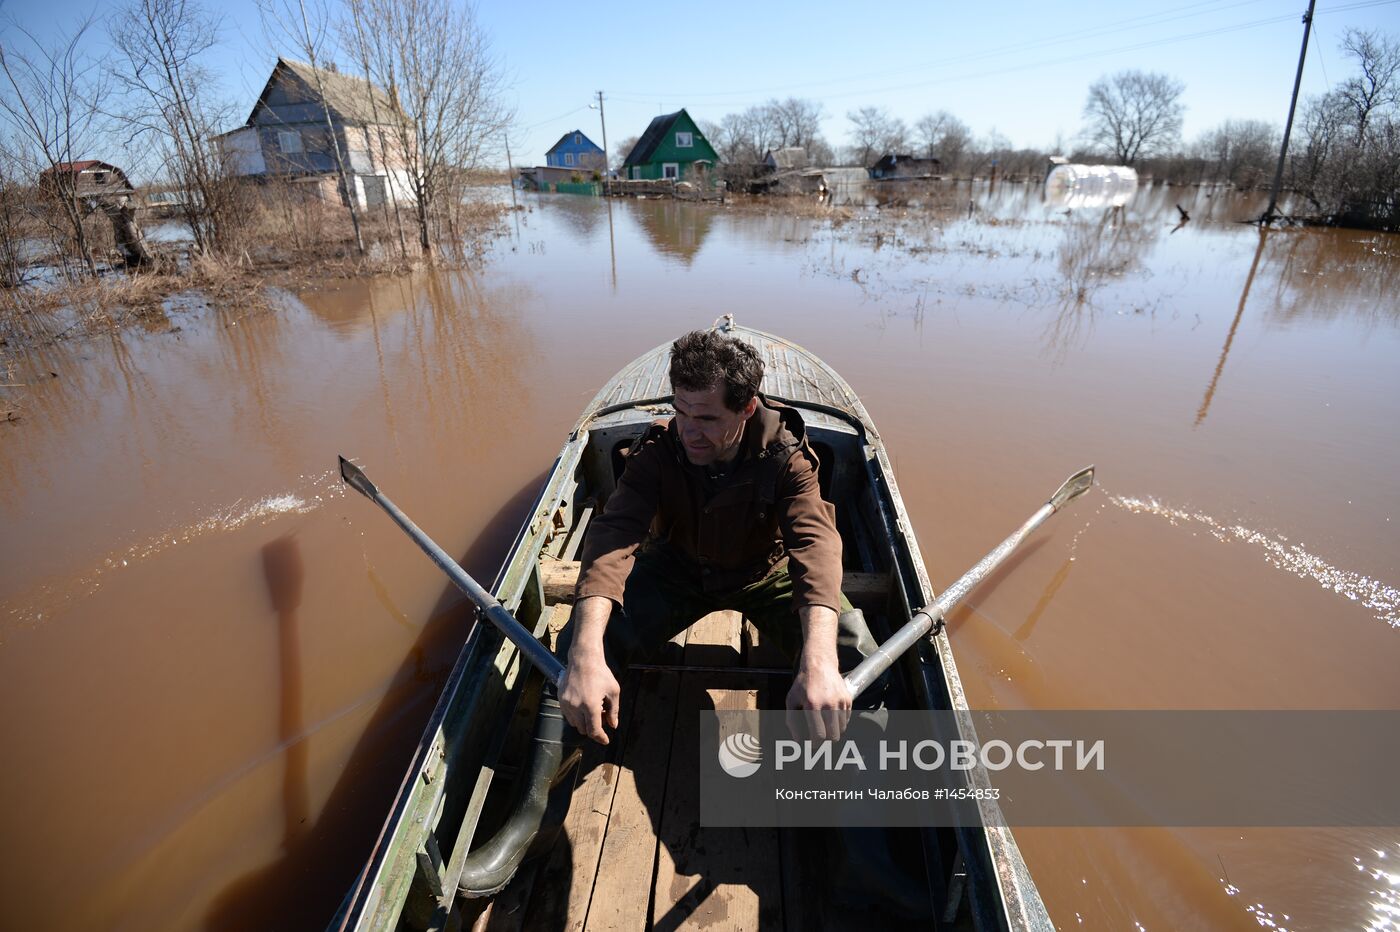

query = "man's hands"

[558,596,621,745]
[560,599,854,744]
[785,605,853,741]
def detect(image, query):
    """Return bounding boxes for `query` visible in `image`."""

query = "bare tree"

[847,106,904,167]
[1288,30,1400,226]
[258,0,365,254]
[1198,119,1278,186]
[0,18,108,277]
[345,0,511,257]
[342,0,408,257]
[713,107,774,164]
[1337,28,1400,147]
[706,98,831,167]
[612,135,638,174]
[767,97,824,149]
[914,109,971,169]
[109,0,239,255]
[1082,69,1185,165]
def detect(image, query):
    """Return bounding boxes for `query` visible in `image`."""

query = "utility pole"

[595,90,611,196]
[1263,0,1317,225]
[504,134,518,211]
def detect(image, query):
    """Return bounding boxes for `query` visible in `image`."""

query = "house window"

[675,132,693,148]
[93,172,109,184]
[565,152,574,166]
[574,133,581,144]
[278,130,303,154]
[632,166,641,180]
[663,163,679,179]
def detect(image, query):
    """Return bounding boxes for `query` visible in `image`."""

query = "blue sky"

[2,0,1398,172]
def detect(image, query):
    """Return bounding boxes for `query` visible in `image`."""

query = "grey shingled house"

[218,58,413,209]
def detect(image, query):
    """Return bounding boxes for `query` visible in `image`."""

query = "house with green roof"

[621,109,718,183]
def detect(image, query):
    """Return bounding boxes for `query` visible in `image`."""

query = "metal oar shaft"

[844,466,1094,698]
[338,456,565,687]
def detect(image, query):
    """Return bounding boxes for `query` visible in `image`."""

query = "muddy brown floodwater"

[2,183,1398,931]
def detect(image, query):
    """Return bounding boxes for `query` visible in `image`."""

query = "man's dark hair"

[669,330,764,412]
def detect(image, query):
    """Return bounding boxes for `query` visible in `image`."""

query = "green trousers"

[557,544,881,696]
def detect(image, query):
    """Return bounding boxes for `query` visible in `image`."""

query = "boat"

[332,318,1053,930]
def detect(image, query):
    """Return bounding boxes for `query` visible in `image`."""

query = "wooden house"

[217,58,413,209]
[37,161,135,200]
[546,130,605,171]
[621,109,718,183]
[868,153,940,180]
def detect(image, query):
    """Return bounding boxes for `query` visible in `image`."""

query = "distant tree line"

[697,28,1396,228]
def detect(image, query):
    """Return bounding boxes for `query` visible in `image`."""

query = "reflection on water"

[1,184,1398,931]
[630,198,714,264]
[1196,229,1267,426]
[1041,204,1164,356]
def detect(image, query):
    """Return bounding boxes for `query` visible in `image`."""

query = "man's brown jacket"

[574,396,842,613]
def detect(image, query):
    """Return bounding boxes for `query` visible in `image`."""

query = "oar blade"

[339,455,380,500]
[1049,465,1095,511]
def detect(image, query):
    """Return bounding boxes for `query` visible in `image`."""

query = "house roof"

[547,130,601,155]
[42,160,122,175]
[764,147,807,169]
[872,153,940,170]
[249,58,402,126]
[623,109,706,167]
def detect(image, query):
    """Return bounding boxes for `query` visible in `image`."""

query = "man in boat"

[556,328,879,746]
[459,331,915,910]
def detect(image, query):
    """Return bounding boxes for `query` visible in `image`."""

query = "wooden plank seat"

[539,560,890,611]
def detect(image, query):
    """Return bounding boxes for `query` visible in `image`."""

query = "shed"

[868,153,940,180]
[621,109,718,183]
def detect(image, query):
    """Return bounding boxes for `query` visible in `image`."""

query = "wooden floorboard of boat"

[522,607,695,932]
[476,608,806,931]
[648,611,782,931]
[579,667,679,930]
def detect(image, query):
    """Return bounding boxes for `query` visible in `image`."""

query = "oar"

[844,466,1095,698]
[338,456,565,687]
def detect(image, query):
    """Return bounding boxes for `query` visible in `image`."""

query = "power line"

[1310,13,1332,91]
[618,0,1271,101]
[520,104,589,132]
[605,0,1397,111]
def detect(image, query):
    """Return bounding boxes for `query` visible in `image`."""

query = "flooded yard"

[1,182,1398,930]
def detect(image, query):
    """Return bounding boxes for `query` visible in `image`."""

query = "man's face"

[673,384,757,466]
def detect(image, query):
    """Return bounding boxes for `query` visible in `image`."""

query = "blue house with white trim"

[546,130,605,171]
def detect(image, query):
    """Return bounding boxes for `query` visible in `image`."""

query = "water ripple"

[1107,494,1400,630]
[1,470,344,637]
